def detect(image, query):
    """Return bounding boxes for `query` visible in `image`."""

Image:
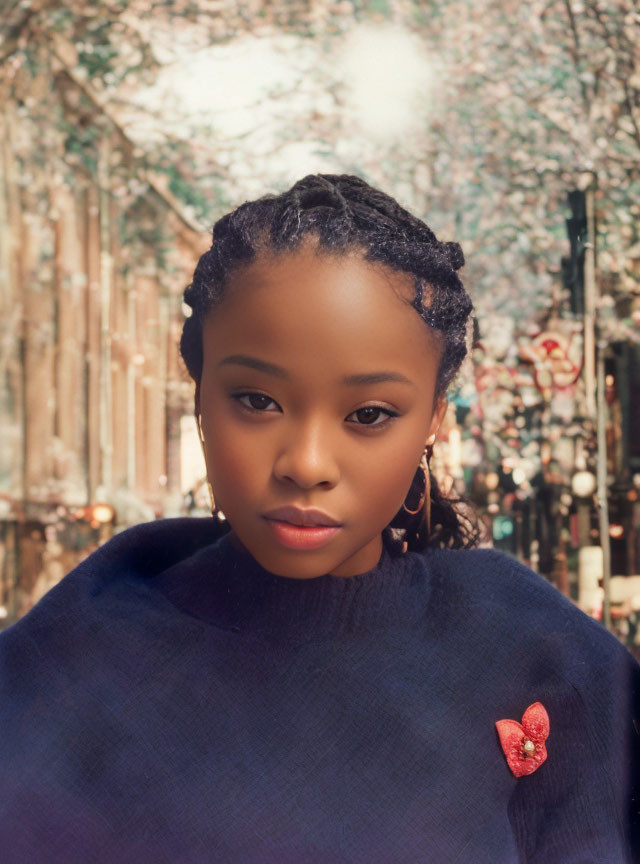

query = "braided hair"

[180,174,481,554]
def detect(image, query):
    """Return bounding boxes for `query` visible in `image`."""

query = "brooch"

[495,702,549,778]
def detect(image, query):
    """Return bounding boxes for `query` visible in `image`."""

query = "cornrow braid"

[180,173,482,554]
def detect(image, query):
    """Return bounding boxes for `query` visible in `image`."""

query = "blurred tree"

[1,0,639,328]
[426,0,640,327]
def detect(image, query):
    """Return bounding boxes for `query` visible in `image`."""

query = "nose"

[272,423,340,490]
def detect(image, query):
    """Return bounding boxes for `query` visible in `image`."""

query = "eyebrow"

[217,354,416,388]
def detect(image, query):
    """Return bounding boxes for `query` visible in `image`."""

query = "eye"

[231,392,399,430]
[346,406,399,429]
[232,393,280,413]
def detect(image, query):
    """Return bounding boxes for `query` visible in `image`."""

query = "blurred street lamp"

[91,503,115,524]
[571,470,597,499]
[572,470,596,552]
[73,502,115,537]
[512,467,526,485]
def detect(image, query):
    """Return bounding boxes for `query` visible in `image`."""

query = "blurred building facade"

[0,37,208,624]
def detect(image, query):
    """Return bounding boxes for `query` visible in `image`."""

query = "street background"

[1,0,639,653]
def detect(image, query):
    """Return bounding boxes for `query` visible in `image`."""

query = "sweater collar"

[153,527,432,645]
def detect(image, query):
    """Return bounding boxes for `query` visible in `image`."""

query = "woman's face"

[197,238,446,579]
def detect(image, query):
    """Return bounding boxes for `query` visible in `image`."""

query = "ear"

[426,396,448,447]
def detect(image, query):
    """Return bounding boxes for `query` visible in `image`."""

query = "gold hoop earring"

[402,450,429,516]
[425,459,431,538]
[196,414,216,516]
[401,447,432,542]
[422,435,435,537]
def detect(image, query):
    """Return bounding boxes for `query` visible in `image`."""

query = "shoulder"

[418,545,640,687]
[0,517,219,646]
[0,517,227,712]
[423,544,595,623]
[82,516,220,573]
[420,545,578,621]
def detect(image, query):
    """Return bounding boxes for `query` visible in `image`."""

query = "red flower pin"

[495,702,549,778]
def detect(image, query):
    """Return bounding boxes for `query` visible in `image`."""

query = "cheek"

[370,449,422,517]
[200,390,263,503]
[207,430,258,502]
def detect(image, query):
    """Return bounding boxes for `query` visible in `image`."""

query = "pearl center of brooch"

[523,739,535,755]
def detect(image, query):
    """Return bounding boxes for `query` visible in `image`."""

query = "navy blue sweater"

[1,517,639,863]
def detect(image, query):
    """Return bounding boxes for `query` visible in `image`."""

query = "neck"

[153,528,430,646]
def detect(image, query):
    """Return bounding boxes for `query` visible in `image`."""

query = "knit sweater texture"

[0,517,639,863]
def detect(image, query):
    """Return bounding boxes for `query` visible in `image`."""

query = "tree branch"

[562,0,591,114]
[622,79,640,150]
[47,34,205,240]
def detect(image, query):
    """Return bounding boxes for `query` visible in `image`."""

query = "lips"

[263,506,341,528]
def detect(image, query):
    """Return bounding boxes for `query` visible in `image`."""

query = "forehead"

[201,243,441,377]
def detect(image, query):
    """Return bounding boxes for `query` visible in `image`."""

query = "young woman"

[1,174,638,862]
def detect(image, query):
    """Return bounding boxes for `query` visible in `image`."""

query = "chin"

[257,534,341,580]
